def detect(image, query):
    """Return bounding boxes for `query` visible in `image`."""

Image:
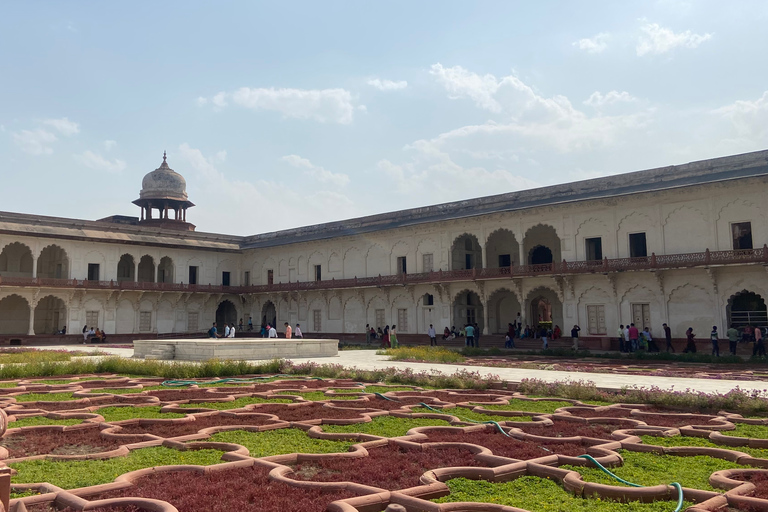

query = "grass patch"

[10,489,39,499]
[209,428,354,457]
[564,450,748,491]
[412,406,532,423]
[640,435,768,459]
[363,385,415,394]
[9,416,85,428]
[28,377,107,385]
[276,391,359,401]
[88,385,166,394]
[97,406,186,422]
[377,346,466,364]
[12,392,75,402]
[721,423,768,439]
[178,396,292,410]
[323,416,451,437]
[435,476,693,511]
[10,446,225,489]
[0,382,19,388]
[484,399,573,414]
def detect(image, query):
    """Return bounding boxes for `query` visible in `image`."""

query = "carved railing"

[2,246,767,294]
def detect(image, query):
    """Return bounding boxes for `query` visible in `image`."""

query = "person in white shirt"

[224,324,231,338]
[427,324,436,346]
[295,324,303,338]
[227,323,236,338]
[623,325,630,352]
[267,324,278,338]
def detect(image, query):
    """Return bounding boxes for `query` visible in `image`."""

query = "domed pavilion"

[132,152,195,231]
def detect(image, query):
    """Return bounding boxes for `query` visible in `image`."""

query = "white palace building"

[1,149,768,349]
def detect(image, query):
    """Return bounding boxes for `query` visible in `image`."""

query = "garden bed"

[1,425,145,458]
[110,413,281,437]
[514,419,617,439]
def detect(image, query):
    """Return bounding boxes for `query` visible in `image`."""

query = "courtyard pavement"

[33,344,768,395]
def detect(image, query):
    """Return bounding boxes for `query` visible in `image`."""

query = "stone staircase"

[143,344,175,360]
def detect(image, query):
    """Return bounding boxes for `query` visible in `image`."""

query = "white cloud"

[201,87,361,124]
[43,117,79,136]
[712,90,768,145]
[74,150,127,173]
[103,140,117,151]
[572,33,609,54]
[12,129,58,155]
[636,22,712,56]
[282,154,350,187]
[178,144,358,234]
[367,78,408,91]
[584,90,638,107]
[196,96,208,107]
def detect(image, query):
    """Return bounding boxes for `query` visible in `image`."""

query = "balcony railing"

[1,246,766,295]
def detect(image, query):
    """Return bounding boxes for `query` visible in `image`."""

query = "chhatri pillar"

[132,152,196,231]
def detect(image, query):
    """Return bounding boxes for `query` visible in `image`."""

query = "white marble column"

[27,304,35,335]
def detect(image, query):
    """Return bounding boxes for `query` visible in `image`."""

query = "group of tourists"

[81,325,106,343]
[439,323,482,346]
[207,321,303,339]
[366,323,399,348]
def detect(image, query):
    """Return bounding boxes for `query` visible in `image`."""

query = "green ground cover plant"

[178,396,292,410]
[411,406,532,423]
[720,423,768,438]
[30,377,109,384]
[9,490,39,499]
[9,416,84,428]
[87,385,166,394]
[640,435,768,459]
[483,399,573,414]
[97,406,186,422]
[0,350,95,365]
[209,428,355,457]
[322,416,451,437]
[0,382,20,388]
[10,446,225,489]
[563,450,748,491]
[377,347,466,364]
[434,476,693,511]
[11,392,75,402]
[276,391,360,401]
[362,385,416,393]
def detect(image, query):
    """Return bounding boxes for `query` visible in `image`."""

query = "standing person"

[754,326,764,356]
[541,325,548,349]
[390,324,398,348]
[570,324,581,351]
[710,326,719,356]
[284,322,292,339]
[515,312,522,337]
[366,324,371,344]
[260,324,266,338]
[465,323,475,348]
[82,325,89,343]
[228,323,236,338]
[726,324,739,356]
[623,325,630,352]
[644,327,659,352]
[267,324,278,338]
[506,323,516,349]
[683,327,697,353]
[295,323,303,339]
[223,324,231,338]
[617,325,626,353]
[248,316,253,331]
[208,322,218,339]
[663,323,674,352]
[628,323,639,352]
[238,318,244,332]
[382,325,390,348]
[428,324,436,346]
[474,323,480,348]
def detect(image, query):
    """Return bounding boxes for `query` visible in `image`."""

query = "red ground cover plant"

[415,428,588,459]
[112,414,278,437]
[290,443,487,489]
[631,413,719,428]
[563,408,634,419]
[76,465,356,512]
[394,391,503,403]
[515,420,616,439]
[330,396,434,411]
[144,389,239,401]
[251,402,372,421]
[733,472,768,499]
[1,426,146,458]
[15,395,156,411]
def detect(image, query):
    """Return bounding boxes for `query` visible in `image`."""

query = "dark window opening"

[314,265,322,282]
[465,254,473,269]
[464,238,473,251]
[585,237,603,261]
[733,222,753,250]
[222,271,231,287]
[267,269,274,285]
[188,266,198,285]
[243,271,250,286]
[498,254,511,267]
[397,256,407,275]
[629,233,648,258]
[529,246,553,265]
[423,294,434,306]
[87,263,100,281]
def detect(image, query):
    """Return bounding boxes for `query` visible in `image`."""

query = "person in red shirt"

[628,323,640,352]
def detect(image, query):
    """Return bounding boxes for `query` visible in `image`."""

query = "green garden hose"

[161,375,320,387]
[417,401,511,437]
[577,454,684,512]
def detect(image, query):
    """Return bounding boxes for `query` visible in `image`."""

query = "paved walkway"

[35,344,767,395]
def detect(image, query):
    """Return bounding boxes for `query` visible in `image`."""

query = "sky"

[1,1,767,235]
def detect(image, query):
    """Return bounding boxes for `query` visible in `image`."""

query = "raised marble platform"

[133,338,339,361]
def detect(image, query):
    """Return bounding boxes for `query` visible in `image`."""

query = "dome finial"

[163,150,167,163]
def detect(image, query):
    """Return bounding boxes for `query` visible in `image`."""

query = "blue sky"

[2,1,767,234]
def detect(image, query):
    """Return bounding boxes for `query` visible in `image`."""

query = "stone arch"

[117,254,136,282]
[328,252,342,273]
[158,257,174,283]
[617,212,653,258]
[329,295,342,320]
[525,286,563,332]
[450,234,482,270]
[578,285,612,304]
[575,218,608,237]
[664,205,709,254]
[486,229,519,268]
[416,238,439,272]
[390,241,410,274]
[667,283,713,338]
[83,250,107,281]
[452,289,484,332]
[487,287,521,334]
[34,295,67,334]
[115,299,135,334]
[0,242,33,277]
[366,244,388,277]
[343,247,365,278]
[216,300,238,331]
[716,199,762,251]
[620,284,656,303]
[37,245,69,279]
[307,251,324,278]
[727,290,767,329]
[391,292,414,333]
[523,224,561,265]
[343,295,365,333]
[367,295,389,329]
[262,257,277,284]
[261,300,276,328]
[156,300,175,334]
[137,255,155,283]
[0,294,30,334]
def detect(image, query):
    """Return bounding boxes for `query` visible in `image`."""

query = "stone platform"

[133,338,338,361]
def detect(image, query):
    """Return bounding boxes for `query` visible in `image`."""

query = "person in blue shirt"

[208,322,218,338]
[465,323,475,347]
